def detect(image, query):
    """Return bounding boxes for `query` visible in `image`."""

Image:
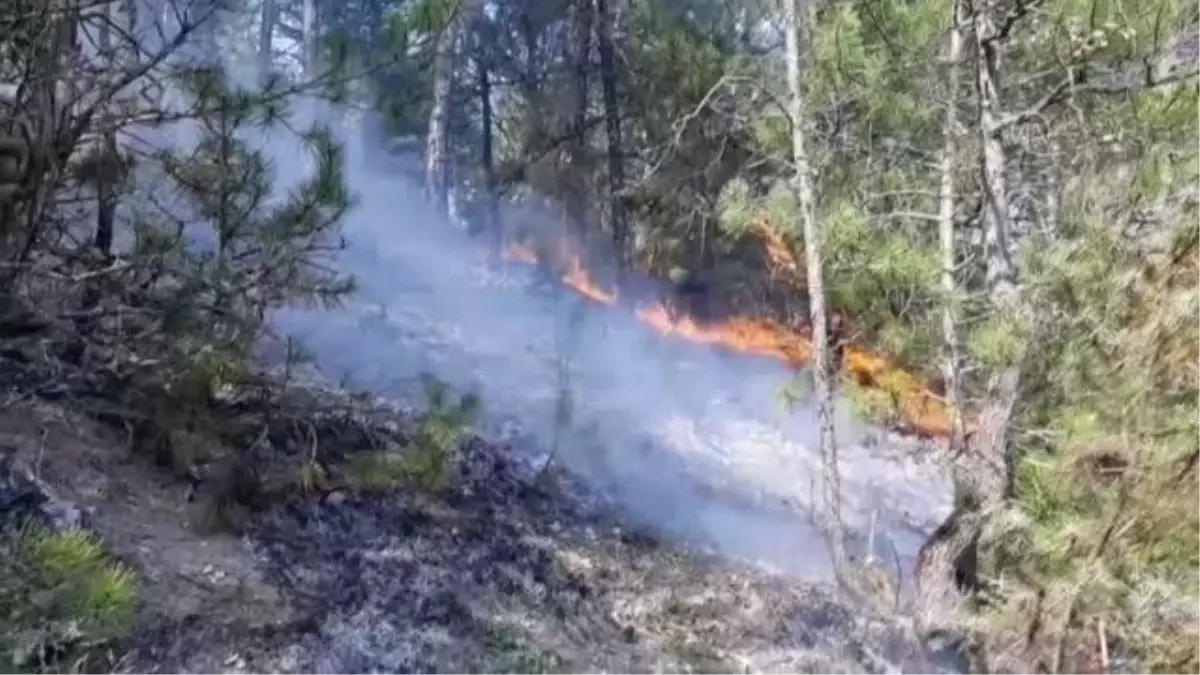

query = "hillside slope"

[0,389,961,674]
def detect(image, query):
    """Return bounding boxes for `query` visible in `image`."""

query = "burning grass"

[501,239,962,439]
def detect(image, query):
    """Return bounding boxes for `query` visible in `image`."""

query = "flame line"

[497,240,970,440]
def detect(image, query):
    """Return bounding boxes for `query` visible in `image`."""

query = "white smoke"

[64,0,939,583]
[114,37,951,577]
[247,100,953,584]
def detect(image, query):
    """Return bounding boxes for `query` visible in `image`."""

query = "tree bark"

[566,0,592,233]
[258,0,276,79]
[784,0,848,577]
[917,0,1029,645]
[300,0,319,76]
[425,10,460,219]
[64,2,119,365]
[972,0,1023,504]
[938,0,967,459]
[477,47,500,254]
[594,0,626,267]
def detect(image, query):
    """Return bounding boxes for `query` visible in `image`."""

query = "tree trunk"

[972,0,1023,504]
[258,0,276,79]
[938,0,967,459]
[916,0,975,638]
[917,0,1029,645]
[66,4,119,365]
[301,0,319,76]
[784,0,848,577]
[566,0,592,233]
[478,49,500,254]
[425,11,459,219]
[594,0,626,267]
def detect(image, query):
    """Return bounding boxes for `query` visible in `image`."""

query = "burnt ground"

[1,392,949,674]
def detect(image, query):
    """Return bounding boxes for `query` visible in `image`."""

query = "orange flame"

[560,255,618,306]
[506,241,619,305]
[754,217,804,290]
[499,237,965,439]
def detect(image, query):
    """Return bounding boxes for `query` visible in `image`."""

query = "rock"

[0,448,87,531]
[923,629,972,674]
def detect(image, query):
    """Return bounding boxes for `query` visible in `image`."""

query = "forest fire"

[499,238,960,439]
[505,241,618,304]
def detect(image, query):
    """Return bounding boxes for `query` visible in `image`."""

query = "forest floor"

[0,387,957,674]
[0,245,963,674]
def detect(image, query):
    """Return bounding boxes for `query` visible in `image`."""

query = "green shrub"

[843,378,899,426]
[479,621,562,674]
[344,375,481,494]
[0,526,135,673]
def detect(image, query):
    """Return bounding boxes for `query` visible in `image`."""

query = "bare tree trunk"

[916,0,975,639]
[566,0,591,233]
[784,0,848,577]
[258,0,276,79]
[64,1,120,364]
[938,0,967,458]
[300,0,318,75]
[594,0,626,267]
[972,0,1023,503]
[917,2,1029,649]
[425,11,459,219]
[9,2,80,277]
[477,48,500,254]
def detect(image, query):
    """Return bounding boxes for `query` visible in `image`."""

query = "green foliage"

[965,316,1025,370]
[699,0,1197,665]
[719,180,942,366]
[621,1,759,273]
[369,0,461,138]
[715,178,758,238]
[109,65,357,504]
[843,379,898,426]
[876,322,936,374]
[6,0,1195,669]
[345,376,481,494]
[823,202,940,324]
[1,526,135,673]
[478,621,562,674]
[975,69,1200,670]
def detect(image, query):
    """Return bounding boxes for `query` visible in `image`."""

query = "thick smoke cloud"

[264,102,952,583]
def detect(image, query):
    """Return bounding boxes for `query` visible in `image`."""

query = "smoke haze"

[263,102,953,584]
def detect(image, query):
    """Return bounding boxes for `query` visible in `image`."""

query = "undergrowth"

[478,621,563,674]
[0,526,135,673]
[343,374,481,494]
[973,433,1199,673]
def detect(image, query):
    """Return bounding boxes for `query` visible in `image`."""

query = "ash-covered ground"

[118,424,937,674]
[273,219,953,584]
[2,235,957,674]
[4,380,957,674]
